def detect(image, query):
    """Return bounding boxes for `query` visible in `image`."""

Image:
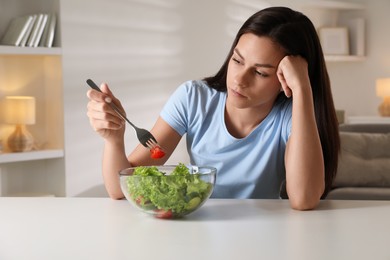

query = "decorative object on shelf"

[3,96,36,152]
[343,17,365,57]
[318,27,349,55]
[376,78,390,117]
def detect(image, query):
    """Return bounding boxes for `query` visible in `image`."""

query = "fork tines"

[145,138,159,149]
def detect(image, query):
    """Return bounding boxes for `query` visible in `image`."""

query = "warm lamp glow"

[3,96,36,152]
[376,78,390,117]
[4,96,36,125]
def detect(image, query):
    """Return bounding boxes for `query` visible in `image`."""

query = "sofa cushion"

[339,123,390,134]
[334,132,390,188]
[327,187,390,200]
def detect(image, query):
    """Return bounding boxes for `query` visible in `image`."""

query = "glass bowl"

[119,165,216,219]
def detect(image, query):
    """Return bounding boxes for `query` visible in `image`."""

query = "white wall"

[61,0,269,196]
[61,0,390,196]
[327,0,390,117]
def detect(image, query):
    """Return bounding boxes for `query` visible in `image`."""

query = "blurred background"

[1,0,389,197]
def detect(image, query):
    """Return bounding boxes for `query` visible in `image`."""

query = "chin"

[226,96,250,109]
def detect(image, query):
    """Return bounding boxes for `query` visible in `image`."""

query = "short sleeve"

[160,81,191,136]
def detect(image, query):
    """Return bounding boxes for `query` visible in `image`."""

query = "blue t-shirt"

[160,80,292,199]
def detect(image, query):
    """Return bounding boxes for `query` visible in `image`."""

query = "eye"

[232,57,242,64]
[255,70,268,78]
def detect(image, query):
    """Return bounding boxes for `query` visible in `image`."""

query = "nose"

[234,68,250,88]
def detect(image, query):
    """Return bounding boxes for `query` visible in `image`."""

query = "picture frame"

[318,27,350,55]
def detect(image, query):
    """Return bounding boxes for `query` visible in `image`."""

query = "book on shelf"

[19,15,37,47]
[1,13,57,48]
[0,15,35,46]
[33,14,48,47]
[27,13,48,47]
[39,13,57,48]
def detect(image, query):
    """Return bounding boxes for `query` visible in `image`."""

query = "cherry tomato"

[150,146,165,159]
[155,209,173,219]
[135,196,144,205]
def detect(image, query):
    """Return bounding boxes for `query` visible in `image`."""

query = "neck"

[224,104,272,139]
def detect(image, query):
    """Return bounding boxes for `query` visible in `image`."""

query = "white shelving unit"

[324,55,365,62]
[305,0,365,10]
[0,46,62,55]
[0,0,65,197]
[303,0,367,62]
[0,150,64,164]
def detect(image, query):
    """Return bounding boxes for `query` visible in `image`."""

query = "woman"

[86,7,340,210]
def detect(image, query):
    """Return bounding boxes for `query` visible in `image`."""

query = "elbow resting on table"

[110,194,125,200]
[286,176,325,210]
[288,194,321,211]
[107,190,125,200]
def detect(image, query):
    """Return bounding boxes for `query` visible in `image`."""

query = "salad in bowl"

[119,164,216,219]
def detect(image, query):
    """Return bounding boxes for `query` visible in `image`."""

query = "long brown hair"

[204,6,340,198]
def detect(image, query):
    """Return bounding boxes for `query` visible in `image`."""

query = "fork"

[86,79,159,149]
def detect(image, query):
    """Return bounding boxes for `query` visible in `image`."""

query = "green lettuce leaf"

[126,164,212,214]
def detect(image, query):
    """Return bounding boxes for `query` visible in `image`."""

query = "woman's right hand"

[86,82,126,142]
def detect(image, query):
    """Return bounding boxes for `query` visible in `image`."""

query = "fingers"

[100,83,112,95]
[87,103,125,138]
[277,62,292,98]
[86,83,111,103]
[86,82,124,114]
[87,99,123,125]
[277,55,310,98]
[88,113,124,131]
[93,82,126,112]
[86,82,125,134]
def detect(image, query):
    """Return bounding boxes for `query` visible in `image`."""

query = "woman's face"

[226,33,285,110]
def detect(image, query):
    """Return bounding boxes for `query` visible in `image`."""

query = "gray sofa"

[327,123,390,200]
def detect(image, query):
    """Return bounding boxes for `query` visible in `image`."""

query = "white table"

[0,198,389,260]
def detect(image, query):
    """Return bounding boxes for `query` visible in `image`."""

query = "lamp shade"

[3,96,36,125]
[376,78,390,98]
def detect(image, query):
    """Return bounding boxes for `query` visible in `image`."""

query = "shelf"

[325,55,366,62]
[0,45,61,55]
[305,1,365,10]
[0,149,64,164]
[303,1,367,61]
[0,0,65,197]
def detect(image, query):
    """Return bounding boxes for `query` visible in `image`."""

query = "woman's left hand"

[276,55,311,98]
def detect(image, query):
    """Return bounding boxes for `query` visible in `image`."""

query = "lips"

[230,88,247,98]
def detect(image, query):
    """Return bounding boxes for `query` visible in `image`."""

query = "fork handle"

[86,79,136,128]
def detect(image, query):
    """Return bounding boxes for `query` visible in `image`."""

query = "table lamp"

[3,96,36,152]
[376,78,390,117]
